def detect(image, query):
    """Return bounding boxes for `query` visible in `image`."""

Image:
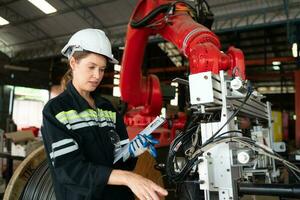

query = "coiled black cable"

[21,161,55,200]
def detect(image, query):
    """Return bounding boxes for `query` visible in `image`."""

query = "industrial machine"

[3,1,300,200]
[120,0,300,199]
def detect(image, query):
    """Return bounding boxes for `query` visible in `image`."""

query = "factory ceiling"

[0,0,299,108]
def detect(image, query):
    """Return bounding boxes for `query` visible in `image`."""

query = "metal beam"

[0,39,14,57]
[0,6,54,42]
[0,6,55,56]
[245,56,296,65]
[3,21,127,48]
[0,0,19,7]
[12,32,127,61]
[61,0,110,35]
[3,0,300,59]
[295,70,300,147]
[247,71,294,81]
[214,2,298,20]
[0,0,120,58]
[213,1,300,32]
[209,0,252,8]
[121,57,296,73]
[253,80,294,87]
[0,0,117,28]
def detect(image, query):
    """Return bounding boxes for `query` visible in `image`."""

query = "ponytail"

[60,68,72,90]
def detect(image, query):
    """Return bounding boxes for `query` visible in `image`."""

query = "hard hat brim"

[61,45,119,64]
[109,57,119,64]
[61,28,118,64]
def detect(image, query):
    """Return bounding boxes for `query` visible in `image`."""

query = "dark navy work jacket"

[42,82,136,200]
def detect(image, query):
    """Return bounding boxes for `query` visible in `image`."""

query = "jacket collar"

[66,81,92,113]
[66,81,109,113]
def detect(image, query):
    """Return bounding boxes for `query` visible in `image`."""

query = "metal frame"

[212,1,300,33]
[61,0,109,34]
[1,0,300,59]
[189,71,276,199]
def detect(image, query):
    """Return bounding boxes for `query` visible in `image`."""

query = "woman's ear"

[69,57,76,70]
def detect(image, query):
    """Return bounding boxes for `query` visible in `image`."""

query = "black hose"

[239,183,300,198]
[21,161,55,200]
[130,1,196,28]
[130,4,171,28]
[166,124,199,182]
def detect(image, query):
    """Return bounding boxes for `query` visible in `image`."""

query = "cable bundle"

[166,86,288,183]
[21,161,55,200]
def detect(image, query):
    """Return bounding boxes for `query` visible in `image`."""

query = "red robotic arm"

[120,0,245,117]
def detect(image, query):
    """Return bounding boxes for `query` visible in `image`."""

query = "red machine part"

[125,111,186,147]
[21,126,39,137]
[120,0,246,144]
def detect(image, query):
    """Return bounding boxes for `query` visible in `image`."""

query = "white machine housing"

[188,71,276,200]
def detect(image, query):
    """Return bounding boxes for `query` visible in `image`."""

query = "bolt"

[196,97,201,101]
[222,191,225,194]
[207,152,211,156]
[227,169,230,172]
[199,180,205,184]
[158,163,165,168]
[204,75,208,79]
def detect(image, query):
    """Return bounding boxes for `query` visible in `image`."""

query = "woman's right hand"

[108,170,168,200]
[126,172,168,200]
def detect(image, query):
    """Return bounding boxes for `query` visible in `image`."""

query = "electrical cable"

[202,88,253,146]
[165,80,300,183]
[21,161,55,200]
[166,124,199,182]
[130,1,196,28]
[200,135,300,182]
[166,84,254,183]
[166,78,300,184]
[130,4,171,28]
[219,136,300,182]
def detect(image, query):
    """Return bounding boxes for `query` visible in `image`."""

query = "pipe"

[295,70,300,147]
[239,183,300,198]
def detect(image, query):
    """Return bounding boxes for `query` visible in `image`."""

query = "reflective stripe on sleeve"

[50,139,79,160]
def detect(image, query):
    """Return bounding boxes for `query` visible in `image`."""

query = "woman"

[42,28,168,200]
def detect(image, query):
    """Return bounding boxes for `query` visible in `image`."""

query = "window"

[12,86,49,129]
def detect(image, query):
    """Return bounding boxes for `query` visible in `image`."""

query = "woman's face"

[70,53,107,93]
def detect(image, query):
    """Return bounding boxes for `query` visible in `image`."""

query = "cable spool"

[4,146,164,200]
[21,161,54,200]
[3,146,52,200]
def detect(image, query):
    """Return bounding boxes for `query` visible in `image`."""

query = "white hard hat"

[61,28,118,64]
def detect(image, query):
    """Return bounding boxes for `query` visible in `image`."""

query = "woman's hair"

[60,51,91,90]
